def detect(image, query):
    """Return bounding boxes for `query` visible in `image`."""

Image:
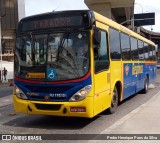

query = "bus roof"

[17,10,155,46]
[20,10,90,22]
[93,11,155,46]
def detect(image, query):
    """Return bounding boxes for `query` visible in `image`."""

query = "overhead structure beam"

[84,0,134,27]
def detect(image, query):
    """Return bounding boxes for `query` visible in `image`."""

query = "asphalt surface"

[0,86,13,98]
[0,83,159,132]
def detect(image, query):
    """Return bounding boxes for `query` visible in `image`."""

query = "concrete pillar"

[84,0,111,18]
[18,0,25,21]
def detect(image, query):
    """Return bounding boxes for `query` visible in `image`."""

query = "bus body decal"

[14,74,92,102]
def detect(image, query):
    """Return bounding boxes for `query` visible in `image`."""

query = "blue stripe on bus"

[14,75,92,102]
[123,63,156,99]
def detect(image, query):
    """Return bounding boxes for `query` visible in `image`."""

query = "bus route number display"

[22,16,83,31]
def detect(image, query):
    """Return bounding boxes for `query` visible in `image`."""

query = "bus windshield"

[15,31,90,81]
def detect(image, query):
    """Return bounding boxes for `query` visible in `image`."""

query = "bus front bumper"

[13,95,94,118]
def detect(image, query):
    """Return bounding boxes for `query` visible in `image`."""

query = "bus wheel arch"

[108,81,122,114]
[115,81,122,104]
[146,74,149,82]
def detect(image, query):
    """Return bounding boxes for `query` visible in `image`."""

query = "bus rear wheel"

[141,77,149,94]
[108,87,118,114]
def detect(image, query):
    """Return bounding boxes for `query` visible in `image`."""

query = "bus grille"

[35,104,61,111]
[31,96,66,101]
[25,85,72,93]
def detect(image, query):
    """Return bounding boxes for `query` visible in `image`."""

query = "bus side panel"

[137,63,145,91]
[134,63,146,92]
[151,64,157,82]
[144,62,157,84]
[131,63,138,94]
[123,62,157,97]
[93,71,111,116]
[110,61,122,100]
[123,63,136,99]
[136,63,154,92]
[93,22,111,116]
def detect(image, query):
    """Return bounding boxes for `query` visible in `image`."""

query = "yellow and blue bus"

[14,10,157,118]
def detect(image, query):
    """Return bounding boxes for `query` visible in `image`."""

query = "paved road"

[0,86,13,98]
[0,83,159,135]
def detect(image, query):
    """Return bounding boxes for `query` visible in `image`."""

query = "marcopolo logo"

[44,95,50,101]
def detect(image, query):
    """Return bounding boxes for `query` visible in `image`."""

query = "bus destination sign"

[22,16,83,32]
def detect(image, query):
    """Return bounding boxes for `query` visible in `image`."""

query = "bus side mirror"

[93,29,101,45]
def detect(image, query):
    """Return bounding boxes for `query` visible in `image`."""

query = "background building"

[0,0,25,61]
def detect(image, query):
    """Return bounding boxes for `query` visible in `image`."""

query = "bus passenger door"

[93,27,111,115]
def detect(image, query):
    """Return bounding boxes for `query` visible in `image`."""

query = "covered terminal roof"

[85,0,160,46]
[84,0,134,27]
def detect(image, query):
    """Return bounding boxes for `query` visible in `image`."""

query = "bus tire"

[108,87,118,114]
[142,77,149,94]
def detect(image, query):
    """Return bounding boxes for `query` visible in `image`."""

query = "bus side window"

[94,30,109,73]
[120,32,131,60]
[144,42,149,60]
[138,40,144,60]
[130,37,138,60]
[152,46,156,61]
[149,45,153,60]
[109,28,121,60]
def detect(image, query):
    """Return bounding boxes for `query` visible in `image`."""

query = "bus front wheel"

[108,87,118,114]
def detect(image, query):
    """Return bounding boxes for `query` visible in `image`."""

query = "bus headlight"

[14,86,28,100]
[69,85,92,102]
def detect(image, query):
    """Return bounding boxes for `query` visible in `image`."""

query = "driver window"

[94,30,109,73]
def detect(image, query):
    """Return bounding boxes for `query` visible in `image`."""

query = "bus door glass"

[93,26,110,114]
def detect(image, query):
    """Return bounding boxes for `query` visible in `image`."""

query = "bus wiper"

[57,32,69,59]
[57,32,80,77]
[29,32,36,64]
